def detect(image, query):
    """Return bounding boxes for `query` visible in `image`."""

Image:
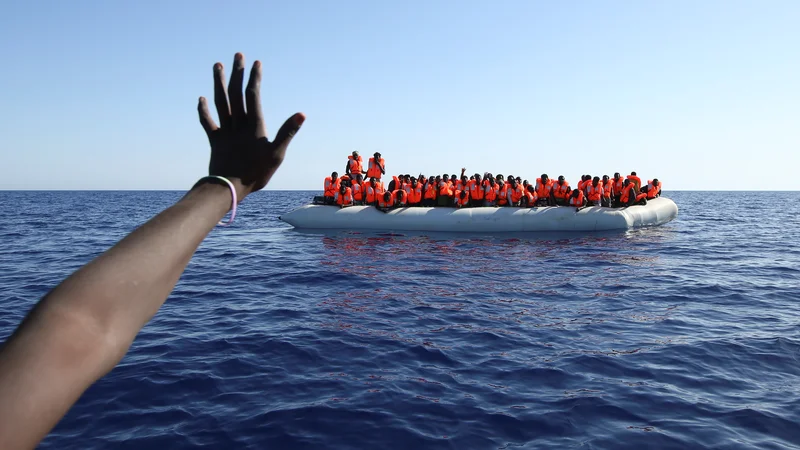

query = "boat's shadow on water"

[288,227,631,242]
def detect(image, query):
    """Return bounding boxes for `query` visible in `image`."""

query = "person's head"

[475,174,482,183]
[652,178,659,186]
[614,172,621,179]
[443,173,449,180]
[339,184,347,193]
[602,175,610,182]
[496,174,504,182]
[397,190,405,201]
[451,174,457,181]
[509,177,517,187]
[428,176,435,183]
[331,171,338,180]
[593,176,600,185]
[486,173,493,181]
[571,189,580,197]
[354,174,363,183]
[461,174,468,183]
[523,179,529,186]
[411,177,417,185]
[631,171,637,176]
[541,174,549,182]
[435,175,441,183]
[352,151,359,158]
[383,192,392,201]
[516,176,521,184]
[404,175,411,183]
[558,175,565,184]
[374,152,381,159]
[623,179,630,186]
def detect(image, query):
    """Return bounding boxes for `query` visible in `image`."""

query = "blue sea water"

[1,190,799,449]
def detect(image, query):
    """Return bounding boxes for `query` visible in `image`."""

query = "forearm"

[0,180,236,448]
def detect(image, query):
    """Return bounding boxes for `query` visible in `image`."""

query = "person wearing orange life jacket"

[334,184,354,208]
[376,191,394,212]
[496,180,510,206]
[457,174,469,193]
[523,185,538,207]
[483,177,498,206]
[535,174,555,206]
[569,188,586,211]
[643,179,662,199]
[552,175,571,206]
[437,174,454,206]
[350,174,364,205]
[454,189,470,208]
[618,179,647,207]
[364,178,379,205]
[469,174,484,207]
[602,175,613,207]
[627,171,642,193]
[323,171,340,205]
[423,176,438,207]
[612,172,625,206]
[345,151,365,177]
[507,178,524,206]
[585,176,604,206]
[407,177,423,206]
[576,175,587,192]
[365,152,385,180]
[393,189,408,207]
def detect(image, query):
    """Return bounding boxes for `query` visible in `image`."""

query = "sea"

[1,190,799,449]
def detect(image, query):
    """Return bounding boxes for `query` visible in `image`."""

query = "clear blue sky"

[1,0,798,190]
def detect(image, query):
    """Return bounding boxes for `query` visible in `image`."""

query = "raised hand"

[198,53,305,199]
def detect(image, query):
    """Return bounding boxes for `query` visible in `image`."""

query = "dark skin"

[0,53,304,449]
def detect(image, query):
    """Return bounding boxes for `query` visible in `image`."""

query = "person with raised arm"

[0,53,305,450]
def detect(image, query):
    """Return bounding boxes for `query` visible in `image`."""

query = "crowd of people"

[319,151,662,212]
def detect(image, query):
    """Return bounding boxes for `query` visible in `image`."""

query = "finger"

[213,63,231,129]
[228,52,246,127]
[272,113,306,150]
[245,60,265,137]
[197,97,218,136]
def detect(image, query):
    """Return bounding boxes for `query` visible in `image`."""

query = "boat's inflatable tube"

[279,197,678,232]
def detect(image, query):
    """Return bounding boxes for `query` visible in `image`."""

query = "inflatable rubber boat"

[279,197,678,232]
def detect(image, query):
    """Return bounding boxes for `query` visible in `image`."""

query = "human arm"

[0,53,304,450]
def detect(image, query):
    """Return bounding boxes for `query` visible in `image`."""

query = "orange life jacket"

[569,190,585,207]
[553,182,570,199]
[367,157,385,179]
[335,188,353,206]
[455,191,470,207]
[377,194,393,208]
[324,177,340,197]
[424,183,437,200]
[393,190,407,206]
[484,183,497,202]
[365,184,376,203]
[613,177,624,195]
[497,184,509,205]
[646,180,661,199]
[469,180,484,200]
[586,183,603,202]
[508,185,523,204]
[577,180,587,191]
[603,180,613,198]
[347,155,363,174]
[535,178,553,199]
[620,184,635,204]
[351,182,363,201]
[525,190,537,205]
[409,183,423,204]
[627,175,642,192]
[439,180,453,196]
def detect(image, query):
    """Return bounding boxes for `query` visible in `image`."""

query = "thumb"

[273,113,306,150]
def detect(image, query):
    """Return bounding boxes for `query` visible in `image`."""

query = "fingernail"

[214,63,223,72]
[235,52,243,61]
[293,113,306,126]
[254,60,261,69]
